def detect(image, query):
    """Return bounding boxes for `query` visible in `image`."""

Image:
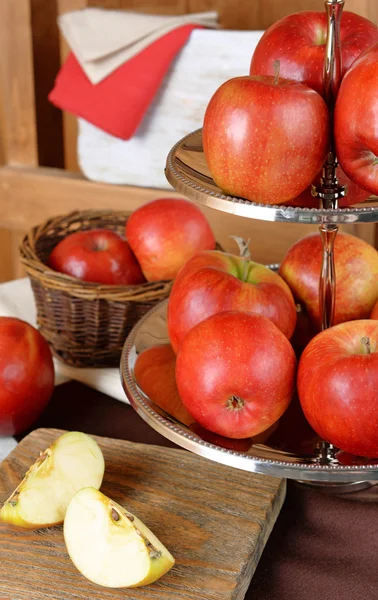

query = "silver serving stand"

[121,0,378,495]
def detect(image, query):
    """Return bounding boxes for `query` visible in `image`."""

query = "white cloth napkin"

[0,278,127,457]
[78,29,264,188]
[59,8,218,84]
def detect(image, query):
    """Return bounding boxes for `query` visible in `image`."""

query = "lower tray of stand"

[0,428,285,600]
[121,300,378,484]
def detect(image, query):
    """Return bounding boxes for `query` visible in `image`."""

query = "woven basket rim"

[19,209,173,301]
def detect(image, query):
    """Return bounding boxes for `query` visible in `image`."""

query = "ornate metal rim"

[165,129,378,225]
[120,300,378,483]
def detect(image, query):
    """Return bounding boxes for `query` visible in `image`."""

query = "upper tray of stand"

[121,300,378,483]
[165,129,378,225]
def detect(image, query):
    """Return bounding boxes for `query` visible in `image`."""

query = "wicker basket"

[19,210,174,368]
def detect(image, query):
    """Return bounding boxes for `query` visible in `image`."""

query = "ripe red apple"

[279,232,378,330]
[125,198,215,282]
[285,165,371,208]
[371,299,378,320]
[134,344,194,427]
[49,229,145,285]
[167,249,297,353]
[176,311,296,439]
[134,344,257,451]
[0,318,54,436]
[203,74,329,205]
[335,43,378,196]
[250,11,378,96]
[298,320,378,457]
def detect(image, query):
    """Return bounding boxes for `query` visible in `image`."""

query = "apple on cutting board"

[0,431,104,528]
[203,69,330,205]
[250,10,378,96]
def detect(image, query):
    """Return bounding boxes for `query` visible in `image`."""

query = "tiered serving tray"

[121,299,378,485]
[122,0,378,491]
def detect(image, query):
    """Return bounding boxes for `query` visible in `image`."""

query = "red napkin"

[49,24,199,140]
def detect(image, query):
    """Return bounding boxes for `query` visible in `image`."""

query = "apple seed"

[111,508,120,522]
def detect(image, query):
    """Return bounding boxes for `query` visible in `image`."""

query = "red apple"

[176,311,296,439]
[134,344,194,427]
[279,232,378,330]
[48,229,145,285]
[298,319,378,457]
[203,74,329,205]
[125,198,215,282]
[335,43,378,196]
[371,299,378,320]
[285,165,371,208]
[167,249,297,353]
[0,318,54,436]
[134,344,257,451]
[250,11,378,96]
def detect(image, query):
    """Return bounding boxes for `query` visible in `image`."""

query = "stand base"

[295,480,378,500]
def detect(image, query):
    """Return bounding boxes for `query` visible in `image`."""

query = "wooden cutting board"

[0,428,285,600]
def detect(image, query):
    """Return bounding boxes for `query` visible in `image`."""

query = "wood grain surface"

[0,428,285,600]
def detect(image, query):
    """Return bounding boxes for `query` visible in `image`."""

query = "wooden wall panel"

[0,0,39,282]
[30,0,64,169]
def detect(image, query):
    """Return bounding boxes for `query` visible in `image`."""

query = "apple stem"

[229,235,251,282]
[361,336,371,354]
[273,60,280,85]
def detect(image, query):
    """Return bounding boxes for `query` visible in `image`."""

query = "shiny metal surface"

[120,300,378,483]
[165,129,378,224]
[319,224,338,330]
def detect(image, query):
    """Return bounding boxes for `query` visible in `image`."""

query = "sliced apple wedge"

[0,431,104,529]
[64,487,175,588]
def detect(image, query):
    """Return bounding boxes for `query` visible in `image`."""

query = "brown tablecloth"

[20,381,378,600]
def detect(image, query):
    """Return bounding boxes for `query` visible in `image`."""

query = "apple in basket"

[0,317,54,436]
[48,229,145,285]
[167,245,297,354]
[175,311,296,439]
[279,232,378,330]
[298,320,378,458]
[125,198,216,281]
[250,10,378,96]
[202,66,330,205]
[335,43,378,196]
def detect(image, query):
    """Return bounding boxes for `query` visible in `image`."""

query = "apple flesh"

[168,249,297,353]
[298,320,378,457]
[125,198,215,282]
[64,487,175,588]
[0,431,105,529]
[335,43,378,196]
[250,11,378,96]
[0,317,55,436]
[175,311,296,439]
[279,232,378,330]
[48,229,145,285]
[203,75,330,205]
